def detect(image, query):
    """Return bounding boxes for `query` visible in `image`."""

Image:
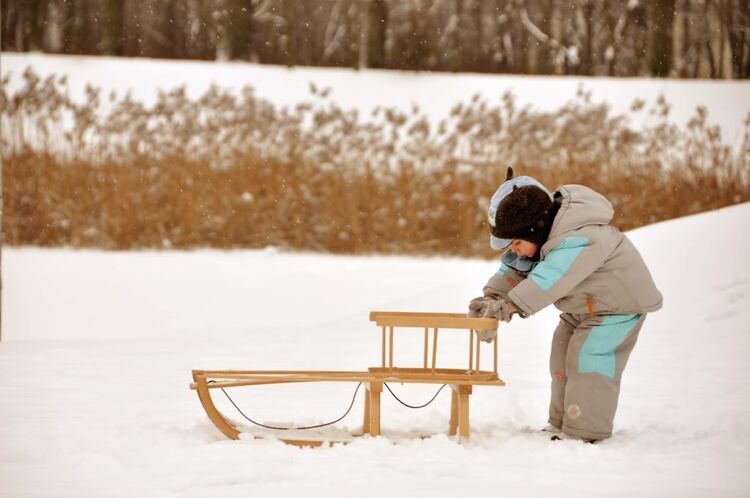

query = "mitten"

[467,296,490,317]
[483,299,513,322]
[478,329,497,343]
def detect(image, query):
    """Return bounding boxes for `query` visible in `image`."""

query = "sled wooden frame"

[191,311,504,447]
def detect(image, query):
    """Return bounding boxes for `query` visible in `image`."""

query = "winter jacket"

[483,185,663,317]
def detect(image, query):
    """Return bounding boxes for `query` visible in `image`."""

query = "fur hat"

[488,168,556,249]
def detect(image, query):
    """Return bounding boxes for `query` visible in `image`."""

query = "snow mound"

[2,203,749,497]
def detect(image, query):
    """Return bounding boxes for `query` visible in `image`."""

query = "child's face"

[509,239,539,258]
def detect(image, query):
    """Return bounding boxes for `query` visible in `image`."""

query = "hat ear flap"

[506,167,514,181]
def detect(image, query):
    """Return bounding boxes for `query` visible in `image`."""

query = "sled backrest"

[369,311,499,374]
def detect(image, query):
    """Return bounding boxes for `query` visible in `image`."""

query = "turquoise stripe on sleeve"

[579,314,640,379]
[495,263,509,276]
[529,236,589,291]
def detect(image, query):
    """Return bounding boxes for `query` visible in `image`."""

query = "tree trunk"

[368,0,387,68]
[647,0,676,76]
[466,0,483,71]
[71,0,97,54]
[358,0,369,69]
[122,0,138,55]
[580,1,594,75]
[404,1,426,71]
[450,0,462,71]
[1,0,19,50]
[102,0,125,55]
[492,0,510,72]
[719,0,750,78]
[28,0,49,51]
[516,7,529,73]
[282,0,296,67]
[222,0,253,60]
[185,0,215,60]
[703,0,718,78]
[61,0,77,53]
[675,0,691,77]
[44,0,64,52]
[536,0,554,74]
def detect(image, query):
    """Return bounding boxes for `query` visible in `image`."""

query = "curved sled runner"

[191,311,505,446]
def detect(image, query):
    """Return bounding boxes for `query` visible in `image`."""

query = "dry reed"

[2,68,748,256]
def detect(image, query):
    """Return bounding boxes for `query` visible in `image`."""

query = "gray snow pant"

[548,312,646,441]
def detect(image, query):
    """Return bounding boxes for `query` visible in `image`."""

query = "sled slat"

[371,314,497,330]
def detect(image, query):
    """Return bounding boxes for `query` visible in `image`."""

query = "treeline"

[2,69,749,254]
[2,0,749,78]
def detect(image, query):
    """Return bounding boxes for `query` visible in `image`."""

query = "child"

[469,168,662,442]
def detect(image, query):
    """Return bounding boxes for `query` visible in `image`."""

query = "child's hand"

[479,329,497,343]
[467,296,491,317]
[483,299,514,322]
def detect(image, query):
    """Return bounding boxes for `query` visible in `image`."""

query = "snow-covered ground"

[2,203,749,497]
[2,52,750,147]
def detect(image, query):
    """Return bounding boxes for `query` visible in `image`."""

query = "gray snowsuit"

[482,185,662,440]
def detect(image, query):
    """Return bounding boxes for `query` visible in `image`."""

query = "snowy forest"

[2,0,749,79]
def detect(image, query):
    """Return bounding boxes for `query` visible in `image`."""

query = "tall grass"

[3,68,749,256]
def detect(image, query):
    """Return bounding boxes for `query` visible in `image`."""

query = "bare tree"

[4,1,750,79]
[605,0,641,76]
[185,0,217,60]
[674,0,692,77]
[101,0,125,55]
[488,0,512,72]
[122,0,142,55]
[519,4,577,73]
[1,1,20,50]
[461,0,483,71]
[281,0,296,66]
[357,0,370,69]
[718,0,750,78]
[390,0,431,71]
[648,0,677,76]
[43,0,65,52]
[576,0,594,75]
[1,0,49,51]
[368,0,387,68]
[320,0,347,64]
[217,0,255,60]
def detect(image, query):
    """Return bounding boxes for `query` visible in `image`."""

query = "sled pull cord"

[213,381,448,431]
[212,380,364,431]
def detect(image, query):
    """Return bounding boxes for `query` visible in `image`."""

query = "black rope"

[214,381,363,431]
[383,383,448,409]
[210,380,447,431]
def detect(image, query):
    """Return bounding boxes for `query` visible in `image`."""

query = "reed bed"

[3,68,748,256]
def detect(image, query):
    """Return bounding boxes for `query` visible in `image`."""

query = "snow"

[1,51,749,496]
[2,52,750,147]
[2,203,750,497]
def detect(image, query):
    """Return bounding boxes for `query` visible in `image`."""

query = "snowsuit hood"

[546,185,614,244]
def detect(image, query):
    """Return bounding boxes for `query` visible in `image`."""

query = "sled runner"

[191,311,505,446]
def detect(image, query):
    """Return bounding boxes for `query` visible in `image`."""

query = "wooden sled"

[191,311,504,446]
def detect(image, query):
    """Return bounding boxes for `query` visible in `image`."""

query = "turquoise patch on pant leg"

[579,314,640,379]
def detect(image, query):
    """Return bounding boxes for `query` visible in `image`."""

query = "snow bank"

[2,52,749,147]
[1,203,749,497]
